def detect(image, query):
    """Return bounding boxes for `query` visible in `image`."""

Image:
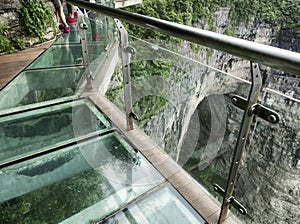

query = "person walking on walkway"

[66,3,76,23]
[51,0,70,33]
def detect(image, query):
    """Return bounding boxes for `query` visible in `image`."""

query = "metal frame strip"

[114,19,134,130]
[218,62,262,223]
[78,12,93,88]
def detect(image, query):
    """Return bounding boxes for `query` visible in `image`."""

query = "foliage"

[124,0,300,39]
[228,0,300,28]
[129,60,171,122]
[108,0,300,125]
[133,95,168,123]
[0,169,110,223]
[0,24,30,53]
[0,0,56,53]
[18,0,55,40]
[107,60,171,121]
[130,60,171,78]
[105,84,123,101]
[0,25,15,53]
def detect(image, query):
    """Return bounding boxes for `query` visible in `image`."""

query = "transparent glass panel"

[80,13,117,79]
[26,15,116,81]
[79,7,116,46]
[26,44,84,69]
[107,36,251,202]
[0,98,111,164]
[26,41,110,70]
[101,184,206,224]
[0,132,164,223]
[54,30,81,45]
[234,89,300,223]
[0,66,85,111]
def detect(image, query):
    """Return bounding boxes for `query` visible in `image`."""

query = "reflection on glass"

[234,89,300,224]
[107,36,251,200]
[40,11,115,70]
[101,184,206,224]
[0,99,111,164]
[182,94,246,196]
[0,132,164,224]
[0,67,85,111]
[54,29,81,45]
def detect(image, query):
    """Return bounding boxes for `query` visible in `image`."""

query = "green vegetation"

[107,0,300,124]
[130,60,171,123]
[131,59,171,79]
[0,169,112,223]
[107,60,172,123]
[125,0,300,38]
[133,95,168,123]
[0,0,56,53]
[18,0,55,40]
[0,24,30,53]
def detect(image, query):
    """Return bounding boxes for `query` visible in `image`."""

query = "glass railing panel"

[0,66,85,112]
[81,8,116,47]
[233,89,300,224]
[106,36,252,203]
[54,28,81,45]
[0,98,111,164]
[100,183,206,224]
[0,131,164,224]
[81,13,117,77]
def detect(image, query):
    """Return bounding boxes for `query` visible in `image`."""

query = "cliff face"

[129,7,299,224]
[0,0,55,50]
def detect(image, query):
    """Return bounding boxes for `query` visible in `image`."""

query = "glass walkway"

[1,1,300,224]
[0,4,207,224]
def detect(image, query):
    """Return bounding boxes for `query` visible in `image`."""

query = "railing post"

[114,19,134,131]
[218,62,262,223]
[77,9,93,89]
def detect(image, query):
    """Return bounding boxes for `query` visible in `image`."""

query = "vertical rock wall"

[0,0,55,47]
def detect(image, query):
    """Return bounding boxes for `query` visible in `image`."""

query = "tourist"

[79,0,98,41]
[51,0,70,33]
[66,3,76,23]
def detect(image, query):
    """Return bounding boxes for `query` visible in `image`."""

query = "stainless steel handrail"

[67,0,300,75]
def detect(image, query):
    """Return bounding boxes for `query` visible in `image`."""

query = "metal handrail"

[67,0,300,75]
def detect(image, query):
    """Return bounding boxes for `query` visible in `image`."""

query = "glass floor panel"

[101,184,206,224]
[26,44,84,69]
[27,43,107,70]
[0,132,164,224]
[0,66,85,111]
[0,98,111,164]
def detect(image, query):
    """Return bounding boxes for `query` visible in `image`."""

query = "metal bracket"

[124,46,136,54]
[130,112,139,120]
[79,22,88,30]
[232,95,281,123]
[214,184,247,215]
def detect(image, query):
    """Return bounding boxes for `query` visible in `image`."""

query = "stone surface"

[0,0,55,50]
